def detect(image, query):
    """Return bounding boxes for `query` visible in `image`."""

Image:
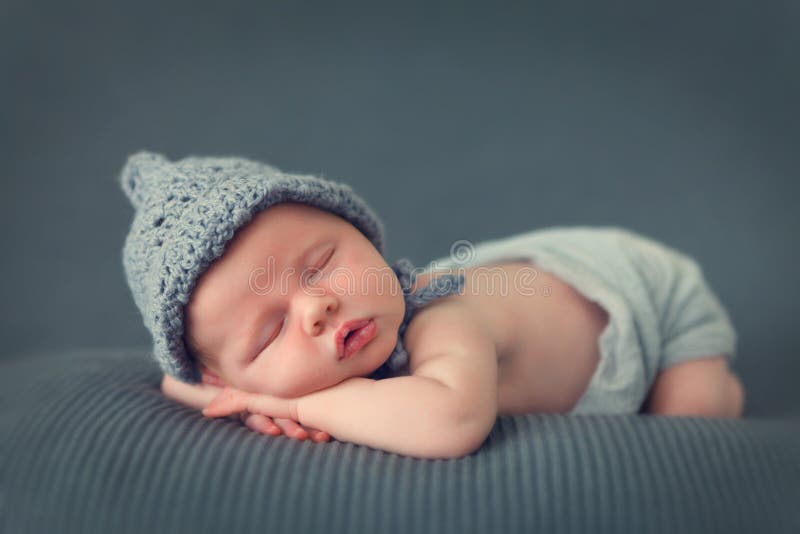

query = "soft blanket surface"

[2,348,799,534]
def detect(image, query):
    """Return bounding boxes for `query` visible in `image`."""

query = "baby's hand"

[162,373,329,442]
[239,413,330,443]
[201,370,330,442]
[203,386,331,443]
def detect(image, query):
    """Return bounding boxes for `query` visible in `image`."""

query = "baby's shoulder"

[401,298,498,371]
[391,299,500,390]
[403,298,475,352]
[377,303,470,380]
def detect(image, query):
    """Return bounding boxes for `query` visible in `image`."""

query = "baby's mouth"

[336,318,376,360]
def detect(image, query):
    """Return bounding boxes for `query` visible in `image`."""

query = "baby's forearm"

[297,375,496,459]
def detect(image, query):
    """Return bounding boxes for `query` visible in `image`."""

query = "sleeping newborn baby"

[121,152,744,459]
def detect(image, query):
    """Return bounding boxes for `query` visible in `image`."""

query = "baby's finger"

[242,413,281,436]
[272,417,308,440]
[297,424,330,442]
[307,428,331,443]
[202,373,227,388]
[203,388,250,418]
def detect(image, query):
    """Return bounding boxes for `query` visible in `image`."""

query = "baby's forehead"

[231,204,339,251]
[188,203,358,309]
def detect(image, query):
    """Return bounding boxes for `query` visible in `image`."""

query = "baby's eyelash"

[305,247,335,282]
[255,315,284,359]
[316,247,334,269]
[272,316,286,342]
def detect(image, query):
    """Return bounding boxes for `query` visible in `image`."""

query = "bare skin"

[411,261,744,417]
[161,369,330,441]
[163,259,744,442]
[162,203,744,454]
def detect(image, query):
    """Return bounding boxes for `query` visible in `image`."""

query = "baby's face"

[185,202,405,398]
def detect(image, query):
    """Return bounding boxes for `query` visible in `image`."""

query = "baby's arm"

[162,373,330,442]
[205,301,499,459]
[305,302,498,458]
[161,374,221,410]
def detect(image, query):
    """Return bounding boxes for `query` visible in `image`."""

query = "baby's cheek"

[329,269,357,295]
[252,368,300,398]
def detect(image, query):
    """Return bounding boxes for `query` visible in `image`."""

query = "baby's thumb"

[205,388,253,419]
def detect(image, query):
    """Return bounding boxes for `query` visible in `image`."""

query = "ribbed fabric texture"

[2,349,799,534]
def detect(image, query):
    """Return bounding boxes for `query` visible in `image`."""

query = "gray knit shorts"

[425,226,738,415]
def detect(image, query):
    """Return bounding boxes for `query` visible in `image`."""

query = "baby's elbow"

[437,423,492,459]
[410,430,481,460]
[440,392,496,458]
[434,408,496,460]
[451,431,490,459]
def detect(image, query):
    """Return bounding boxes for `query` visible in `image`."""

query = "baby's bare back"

[409,261,609,415]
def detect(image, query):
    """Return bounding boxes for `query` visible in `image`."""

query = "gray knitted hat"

[120,151,386,384]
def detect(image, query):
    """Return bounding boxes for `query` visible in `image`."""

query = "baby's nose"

[303,294,338,335]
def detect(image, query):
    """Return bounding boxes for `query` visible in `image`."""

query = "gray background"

[2,1,798,416]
